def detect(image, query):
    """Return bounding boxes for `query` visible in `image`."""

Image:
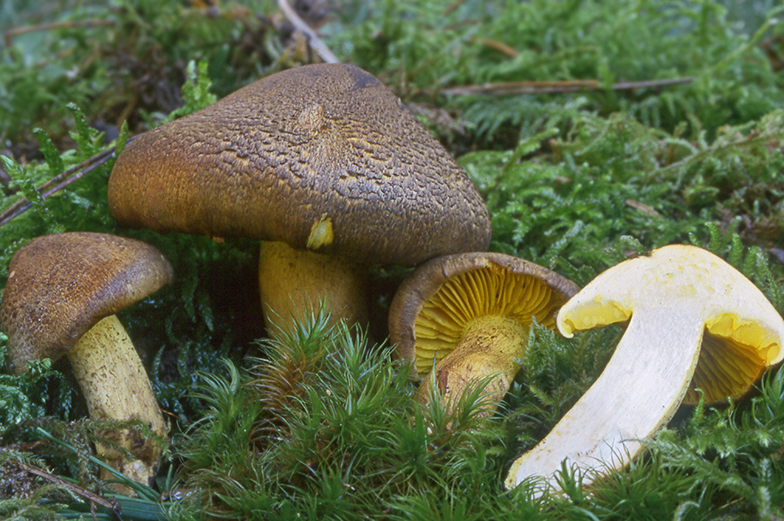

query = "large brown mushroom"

[389,252,580,415]
[108,63,492,333]
[0,232,173,491]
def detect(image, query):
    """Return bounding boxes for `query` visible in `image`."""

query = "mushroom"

[108,63,492,333]
[504,244,784,493]
[389,252,580,415]
[0,232,173,491]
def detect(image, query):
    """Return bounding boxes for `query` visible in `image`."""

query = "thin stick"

[10,456,122,518]
[611,77,694,90]
[439,76,694,96]
[476,38,519,58]
[444,0,467,16]
[277,0,339,64]
[4,20,115,48]
[0,143,123,228]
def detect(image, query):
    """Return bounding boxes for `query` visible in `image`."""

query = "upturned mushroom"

[389,252,579,415]
[0,232,173,491]
[108,63,492,333]
[504,244,784,493]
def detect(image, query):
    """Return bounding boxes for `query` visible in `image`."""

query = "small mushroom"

[389,252,579,414]
[504,244,784,493]
[0,232,173,491]
[108,63,492,333]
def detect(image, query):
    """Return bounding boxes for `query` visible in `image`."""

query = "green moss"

[1,0,784,518]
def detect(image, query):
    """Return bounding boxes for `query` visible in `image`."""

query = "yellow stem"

[258,240,369,333]
[67,314,168,491]
[416,315,529,415]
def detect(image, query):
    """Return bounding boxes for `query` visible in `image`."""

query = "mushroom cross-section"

[389,252,580,414]
[504,244,784,493]
[108,63,492,332]
[0,232,173,491]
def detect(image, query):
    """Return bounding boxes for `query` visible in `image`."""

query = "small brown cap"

[108,63,491,266]
[0,232,174,374]
[389,252,580,379]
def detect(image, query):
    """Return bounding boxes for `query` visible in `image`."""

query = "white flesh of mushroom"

[504,245,784,493]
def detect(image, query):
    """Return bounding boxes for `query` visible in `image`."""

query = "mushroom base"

[67,314,168,493]
[416,315,529,416]
[258,240,369,334]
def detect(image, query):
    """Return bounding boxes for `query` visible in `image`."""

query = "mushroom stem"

[417,315,529,414]
[67,314,168,492]
[258,240,369,332]
[505,306,703,492]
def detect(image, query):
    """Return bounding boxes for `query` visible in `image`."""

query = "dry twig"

[277,0,339,64]
[439,76,694,96]
[7,453,122,519]
[0,141,128,228]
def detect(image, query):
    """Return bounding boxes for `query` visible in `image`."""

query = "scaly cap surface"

[1,232,174,374]
[108,63,492,265]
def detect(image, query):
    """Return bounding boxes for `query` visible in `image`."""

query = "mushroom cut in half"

[108,63,491,333]
[0,232,173,492]
[389,252,580,415]
[505,244,784,493]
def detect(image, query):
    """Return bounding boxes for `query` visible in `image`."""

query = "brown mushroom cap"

[1,232,174,374]
[389,252,580,379]
[107,63,492,265]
